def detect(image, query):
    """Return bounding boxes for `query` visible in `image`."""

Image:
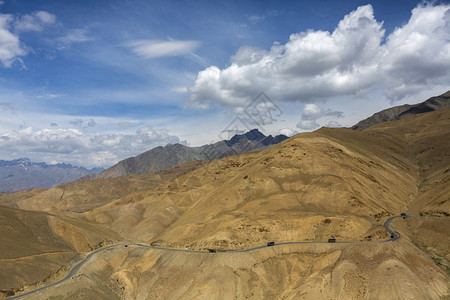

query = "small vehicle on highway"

[267,241,275,246]
[328,238,336,243]
[208,249,217,253]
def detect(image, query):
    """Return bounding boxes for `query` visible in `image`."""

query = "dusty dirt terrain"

[1,109,449,299]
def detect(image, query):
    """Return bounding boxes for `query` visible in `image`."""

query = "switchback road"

[5,214,424,299]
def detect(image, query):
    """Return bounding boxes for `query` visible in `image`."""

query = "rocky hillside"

[83,129,287,180]
[351,90,450,130]
[0,158,102,193]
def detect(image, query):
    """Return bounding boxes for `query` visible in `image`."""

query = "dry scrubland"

[0,109,449,299]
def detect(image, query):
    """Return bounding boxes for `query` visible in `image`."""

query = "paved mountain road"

[5,214,431,299]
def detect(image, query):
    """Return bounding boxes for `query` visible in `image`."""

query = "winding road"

[6,215,408,299]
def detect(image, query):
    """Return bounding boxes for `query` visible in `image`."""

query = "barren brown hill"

[363,108,450,216]
[1,107,449,299]
[0,205,119,295]
[83,120,425,251]
[0,160,204,213]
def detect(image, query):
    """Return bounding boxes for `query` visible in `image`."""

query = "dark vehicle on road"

[328,238,336,243]
[208,249,217,253]
[267,241,275,246]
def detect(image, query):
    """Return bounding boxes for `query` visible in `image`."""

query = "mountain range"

[0,158,102,193]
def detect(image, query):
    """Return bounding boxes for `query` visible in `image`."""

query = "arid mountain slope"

[362,108,450,273]
[0,206,119,294]
[2,107,449,299]
[363,107,450,216]
[351,90,450,130]
[86,124,419,247]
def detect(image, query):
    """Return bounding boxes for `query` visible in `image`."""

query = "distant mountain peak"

[245,128,265,140]
[228,129,264,145]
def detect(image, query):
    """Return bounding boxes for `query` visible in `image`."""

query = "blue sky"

[0,0,449,168]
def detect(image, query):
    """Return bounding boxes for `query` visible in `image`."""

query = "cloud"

[14,11,56,32]
[296,103,344,131]
[118,122,133,128]
[0,13,27,67]
[35,93,63,99]
[297,104,321,130]
[127,39,200,59]
[68,118,97,129]
[302,103,322,120]
[70,119,83,126]
[297,119,320,130]
[0,125,185,168]
[0,10,55,67]
[248,10,279,24]
[188,3,450,108]
[278,128,298,137]
[325,110,344,118]
[86,119,96,128]
[0,102,14,111]
[230,46,268,66]
[171,86,188,93]
[382,4,450,100]
[57,28,92,50]
[326,121,342,128]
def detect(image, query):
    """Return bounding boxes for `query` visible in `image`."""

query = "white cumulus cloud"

[297,103,344,131]
[302,104,322,120]
[188,3,450,108]
[382,4,450,100]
